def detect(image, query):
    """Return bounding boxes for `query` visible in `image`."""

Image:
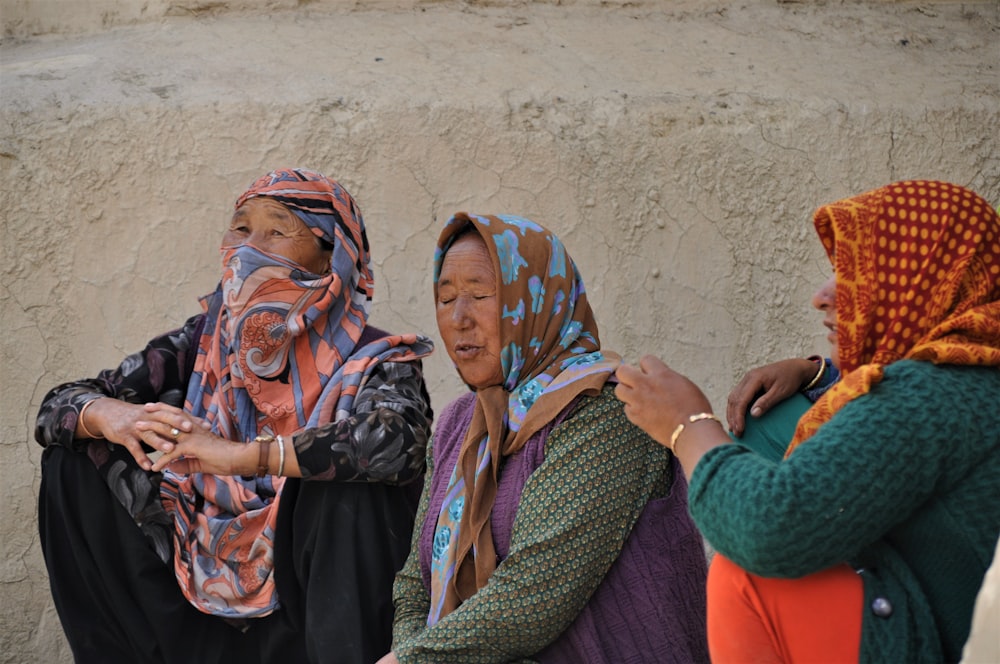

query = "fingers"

[134,420,179,454]
[726,376,761,437]
[142,402,197,434]
[151,454,199,474]
[118,434,155,471]
[637,354,668,375]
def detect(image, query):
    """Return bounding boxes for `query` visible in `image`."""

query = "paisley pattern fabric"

[160,168,433,617]
[428,213,621,623]
[34,316,432,563]
[787,180,1000,456]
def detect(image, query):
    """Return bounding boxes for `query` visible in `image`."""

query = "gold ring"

[169,427,182,438]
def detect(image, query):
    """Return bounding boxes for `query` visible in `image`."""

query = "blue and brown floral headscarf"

[428,212,621,621]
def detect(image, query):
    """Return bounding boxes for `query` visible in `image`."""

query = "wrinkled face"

[436,233,504,390]
[812,273,839,369]
[222,197,331,275]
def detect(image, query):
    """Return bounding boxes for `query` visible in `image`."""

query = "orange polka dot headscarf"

[786,180,1000,455]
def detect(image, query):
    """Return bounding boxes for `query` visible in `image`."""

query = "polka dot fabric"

[787,180,1000,455]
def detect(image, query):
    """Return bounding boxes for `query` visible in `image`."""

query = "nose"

[245,230,269,247]
[450,297,474,328]
[812,273,836,311]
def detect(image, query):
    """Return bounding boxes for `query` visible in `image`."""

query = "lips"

[453,343,483,360]
[823,319,837,344]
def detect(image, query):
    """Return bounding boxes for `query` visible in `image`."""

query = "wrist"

[77,397,105,439]
[669,412,723,454]
[800,355,826,392]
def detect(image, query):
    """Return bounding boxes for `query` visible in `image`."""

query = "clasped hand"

[83,398,245,475]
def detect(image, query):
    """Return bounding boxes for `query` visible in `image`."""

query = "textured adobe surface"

[1,1,998,660]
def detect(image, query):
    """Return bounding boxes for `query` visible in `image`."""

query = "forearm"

[35,315,201,449]
[392,469,433,645]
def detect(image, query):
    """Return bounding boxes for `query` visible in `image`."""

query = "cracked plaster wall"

[1,1,998,660]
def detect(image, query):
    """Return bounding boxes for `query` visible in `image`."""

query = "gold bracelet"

[77,399,101,439]
[801,357,826,391]
[669,412,722,454]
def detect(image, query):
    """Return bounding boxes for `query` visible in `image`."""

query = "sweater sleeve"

[290,359,432,484]
[392,387,671,663]
[34,314,202,451]
[689,361,998,578]
[391,433,436,644]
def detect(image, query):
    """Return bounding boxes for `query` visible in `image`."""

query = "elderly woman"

[616,180,1000,662]
[35,168,434,663]
[379,214,709,664]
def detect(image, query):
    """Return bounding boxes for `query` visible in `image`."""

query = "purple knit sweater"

[417,391,709,663]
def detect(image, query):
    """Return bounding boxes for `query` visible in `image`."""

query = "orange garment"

[707,554,863,663]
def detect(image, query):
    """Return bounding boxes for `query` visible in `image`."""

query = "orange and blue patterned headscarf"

[161,168,433,617]
[787,180,1000,455]
[427,213,621,622]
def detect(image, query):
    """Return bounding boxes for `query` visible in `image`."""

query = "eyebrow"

[232,206,298,222]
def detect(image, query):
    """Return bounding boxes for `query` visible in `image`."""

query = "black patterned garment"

[34,313,433,562]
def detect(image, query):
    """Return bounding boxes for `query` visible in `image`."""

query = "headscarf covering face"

[427,213,621,623]
[786,180,1000,456]
[160,168,433,617]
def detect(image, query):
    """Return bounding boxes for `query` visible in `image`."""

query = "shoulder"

[882,358,1000,386]
[550,385,661,454]
[430,392,477,457]
[871,360,1000,409]
[833,361,1000,443]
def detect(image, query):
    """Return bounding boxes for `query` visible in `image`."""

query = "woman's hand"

[615,355,714,446]
[616,355,728,479]
[726,358,818,437]
[139,404,253,475]
[375,652,399,664]
[78,398,203,471]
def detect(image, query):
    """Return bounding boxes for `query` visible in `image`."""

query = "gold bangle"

[669,412,722,454]
[254,434,274,478]
[77,399,101,439]
[801,358,826,391]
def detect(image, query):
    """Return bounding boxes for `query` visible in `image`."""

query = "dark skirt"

[38,445,417,664]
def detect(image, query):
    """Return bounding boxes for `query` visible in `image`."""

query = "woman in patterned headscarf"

[381,214,709,664]
[35,168,434,663]
[616,180,1000,662]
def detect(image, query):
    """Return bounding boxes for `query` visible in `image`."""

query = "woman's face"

[812,273,839,369]
[222,198,331,275]
[436,233,504,390]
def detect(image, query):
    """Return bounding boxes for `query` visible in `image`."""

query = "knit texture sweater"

[691,360,1000,663]
[392,386,709,663]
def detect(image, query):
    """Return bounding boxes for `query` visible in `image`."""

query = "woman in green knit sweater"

[616,180,1000,663]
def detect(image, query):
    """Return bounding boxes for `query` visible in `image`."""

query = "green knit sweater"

[690,360,1000,662]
